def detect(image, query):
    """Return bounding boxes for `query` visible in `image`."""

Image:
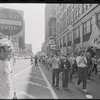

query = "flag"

[88,24,100,49]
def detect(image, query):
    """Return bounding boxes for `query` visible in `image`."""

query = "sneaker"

[65,87,69,90]
[82,89,88,93]
[56,87,59,90]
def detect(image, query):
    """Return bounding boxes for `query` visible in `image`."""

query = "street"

[11,58,100,99]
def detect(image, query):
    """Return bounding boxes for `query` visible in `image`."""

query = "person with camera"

[51,53,60,90]
[60,54,71,90]
[76,50,88,92]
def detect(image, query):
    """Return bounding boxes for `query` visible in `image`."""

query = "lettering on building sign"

[94,34,100,44]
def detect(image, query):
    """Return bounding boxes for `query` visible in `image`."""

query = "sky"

[0,3,46,54]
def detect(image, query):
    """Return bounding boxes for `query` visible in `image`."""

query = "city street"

[11,59,57,99]
[11,59,100,99]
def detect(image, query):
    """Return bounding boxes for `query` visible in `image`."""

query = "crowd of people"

[36,50,100,93]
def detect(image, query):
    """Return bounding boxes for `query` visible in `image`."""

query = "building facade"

[25,44,33,56]
[56,4,99,54]
[43,4,57,55]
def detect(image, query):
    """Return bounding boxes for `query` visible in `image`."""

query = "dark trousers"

[72,64,76,75]
[92,64,97,74]
[52,69,60,87]
[87,65,92,79]
[77,67,88,89]
[62,69,69,88]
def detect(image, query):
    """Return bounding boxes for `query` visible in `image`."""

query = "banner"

[88,24,100,49]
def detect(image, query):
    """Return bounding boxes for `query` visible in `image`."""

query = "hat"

[0,38,13,51]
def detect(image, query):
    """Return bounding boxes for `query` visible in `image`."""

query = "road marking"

[15,75,45,81]
[16,81,48,89]
[17,91,36,99]
[38,63,58,99]
[14,65,33,77]
[86,94,93,99]
[31,71,42,76]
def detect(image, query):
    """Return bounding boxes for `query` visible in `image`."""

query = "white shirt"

[76,56,87,68]
[51,56,59,69]
[70,57,75,64]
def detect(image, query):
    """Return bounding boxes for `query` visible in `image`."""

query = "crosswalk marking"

[14,65,33,77]
[16,81,49,89]
[31,71,43,76]
[15,75,45,81]
[17,91,36,99]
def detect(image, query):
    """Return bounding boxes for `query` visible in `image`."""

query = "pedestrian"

[60,54,71,90]
[76,50,88,92]
[92,55,97,74]
[13,56,16,66]
[70,53,76,76]
[34,55,38,66]
[30,56,33,65]
[86,52,92,79]
[97,57,100,79]
[0,38,17,99]
[51,53,60,89]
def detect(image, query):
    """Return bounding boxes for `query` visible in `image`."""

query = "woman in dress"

[0,38,16,99]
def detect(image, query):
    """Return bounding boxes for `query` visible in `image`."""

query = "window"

[60,38,62,48]
[97,12,100,29]
[63,20,67,31]
[68,32,72,42]
[87,4,91,9]
[83,22,87,35]
[63,11,66,21]
[83,4,87,13]
[83,18,92,35]
[74,26,80,39]
[77,7,81,18]
[63,4,66,11]
[63,35,66,47]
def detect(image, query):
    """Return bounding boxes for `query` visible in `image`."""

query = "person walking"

[76,50,88,92]
[34,55,38,66]
[60,54,71,90]
[70,53,76,76]
[30,56,33,65]
[86,52,92,79]
[0,38,17,99]
[97,57,100,78]
[92,55,97,75]
[51,53,60,89]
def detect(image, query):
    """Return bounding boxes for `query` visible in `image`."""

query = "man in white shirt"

[76,50,88,93]
[51,53,60,89]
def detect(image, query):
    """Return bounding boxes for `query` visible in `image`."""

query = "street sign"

[0,8,23,36]
[50,44,57,50]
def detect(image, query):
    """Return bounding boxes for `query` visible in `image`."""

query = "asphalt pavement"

[11,59,57,99]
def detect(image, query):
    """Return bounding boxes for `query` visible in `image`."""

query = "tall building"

[25,44,33,56]
[56,4,99,54]
[44,4,57,55]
